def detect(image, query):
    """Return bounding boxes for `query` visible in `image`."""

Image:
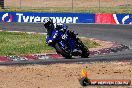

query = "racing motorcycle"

[48,25,89,59]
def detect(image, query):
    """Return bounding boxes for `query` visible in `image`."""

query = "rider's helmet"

[43,18,54,30]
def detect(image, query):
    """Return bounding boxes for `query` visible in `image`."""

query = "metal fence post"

[98,0,101,12]
[20,0,21,9]
[125,0,128,11]
[72,0,73,12]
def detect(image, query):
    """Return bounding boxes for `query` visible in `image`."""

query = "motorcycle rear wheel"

[55,43,72,59]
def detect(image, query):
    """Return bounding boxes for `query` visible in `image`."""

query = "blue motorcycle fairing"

[46,29,58,44]
[46,26,78,53]
[67,38,76,51]
[60,30,76,52]
[58,30,77,52]
[59,41,65,47]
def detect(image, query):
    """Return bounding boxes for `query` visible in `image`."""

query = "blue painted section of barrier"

[114,14,132,24]
[0,12,95,23]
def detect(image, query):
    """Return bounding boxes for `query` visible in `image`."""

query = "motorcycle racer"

[43,18,89,58]
[43,18,68,46]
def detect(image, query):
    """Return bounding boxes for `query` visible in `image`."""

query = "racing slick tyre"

[81,45,89,58]
[55,43,72,59]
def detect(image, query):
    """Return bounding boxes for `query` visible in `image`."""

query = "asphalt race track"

[0,23,132,65]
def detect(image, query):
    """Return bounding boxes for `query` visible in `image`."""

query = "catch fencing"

[4,0,132,13]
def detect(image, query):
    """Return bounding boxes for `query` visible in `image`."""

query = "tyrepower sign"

[0,12,95,23]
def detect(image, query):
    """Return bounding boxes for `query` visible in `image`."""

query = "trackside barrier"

[0,12,131,24]
[0,12,95,23]
[96,14,132,24]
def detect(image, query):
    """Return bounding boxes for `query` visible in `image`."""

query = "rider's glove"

[46,40,54,46]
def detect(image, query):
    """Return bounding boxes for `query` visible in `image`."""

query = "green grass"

[1,5,132,13]
[0,31,99,56]
[83,40,100,49]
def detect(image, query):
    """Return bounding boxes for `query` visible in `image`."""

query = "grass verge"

[0,31,100,56]
[1,5,132,13]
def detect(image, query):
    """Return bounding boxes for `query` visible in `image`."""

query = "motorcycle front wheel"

[77,38,89,58]
[55,43,72,59]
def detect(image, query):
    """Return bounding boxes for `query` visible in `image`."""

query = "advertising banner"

[113,14,132,24]
[95,14,132,24]
[0,12,95,23]
[95,14,116,24]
